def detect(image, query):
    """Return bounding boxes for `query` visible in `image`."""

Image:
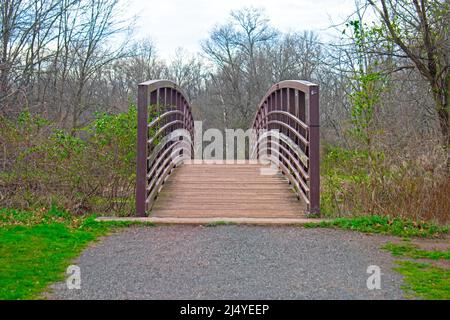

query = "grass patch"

[393,261,450,300]
[204,220,236,227]
[0,207,152,300]
[382,242,450,260]
[303,215,448,238]
[382,240,449,299]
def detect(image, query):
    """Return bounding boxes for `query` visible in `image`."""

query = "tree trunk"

[435,90,449,170]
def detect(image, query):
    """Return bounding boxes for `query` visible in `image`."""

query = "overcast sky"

[124,0,358,60]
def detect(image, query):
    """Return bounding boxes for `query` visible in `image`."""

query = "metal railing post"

[308,85,320,215]
[136,84,148,216]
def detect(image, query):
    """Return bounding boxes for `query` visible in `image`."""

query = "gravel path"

[49,225,405,299]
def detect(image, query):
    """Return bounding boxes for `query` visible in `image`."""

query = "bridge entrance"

[151,163,305,219]
[135,80,320,218]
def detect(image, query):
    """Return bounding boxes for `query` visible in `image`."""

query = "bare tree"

[0,0,132,128]
[202,7,278,129]
[167,48,207,102]
[67,0,128,130]
[0,0,64,113]
[367,0,450,152]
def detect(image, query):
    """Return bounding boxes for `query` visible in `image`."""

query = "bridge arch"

[250,80,320,214]
[136,80,319,217]
[136,80,194,216]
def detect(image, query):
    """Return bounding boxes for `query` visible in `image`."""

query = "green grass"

[0,207,153,300]
[204,220,236,227]
[382,241,450,299]
[382,242,450,260]
[393,261,450,300]
[303,215,448,238]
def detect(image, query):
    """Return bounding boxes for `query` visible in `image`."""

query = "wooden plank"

[153,202,302,210]
[150,163,306,219]
[156,194,297,200]
[151,209,303,218]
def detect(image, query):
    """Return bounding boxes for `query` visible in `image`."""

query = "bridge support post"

[308,85,320,215]
[136,84,148,216]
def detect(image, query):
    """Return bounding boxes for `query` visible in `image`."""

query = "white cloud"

[123,0,357,58]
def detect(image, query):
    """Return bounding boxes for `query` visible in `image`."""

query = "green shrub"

[320,144,449,224]
[0,106,142,215]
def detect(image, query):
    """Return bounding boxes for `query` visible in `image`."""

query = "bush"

[320,144,450,224]
[0,107,139,215]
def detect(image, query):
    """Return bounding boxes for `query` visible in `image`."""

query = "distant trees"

[168,48,207,102]
[201,7,322,130]
[0,1,210,131]
[366,0,449,160]
[0,0,64,112]
[1,1,448,157]
[0,0,130,129]
[62,0,127,130]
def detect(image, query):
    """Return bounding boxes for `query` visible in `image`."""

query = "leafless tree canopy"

[1,2,448,148]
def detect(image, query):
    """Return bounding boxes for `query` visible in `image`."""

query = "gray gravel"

[49,225,405,299]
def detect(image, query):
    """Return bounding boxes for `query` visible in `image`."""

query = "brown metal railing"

[250,80,320,214]
[136,80,194,216]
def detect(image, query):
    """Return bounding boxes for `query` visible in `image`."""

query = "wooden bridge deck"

[151,164,307,218]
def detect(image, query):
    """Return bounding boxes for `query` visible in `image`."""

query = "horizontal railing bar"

[147,130,193,162]
[261,120,309,146]
[148,120,184,146]
[147,134,174,163]
[147,148,190,194]
[265,155,310,205]
[253,131,309,168]
[265,110,308,130]
[258,139,309,182]
[148,110,185,129]
[257,146,309,192]
[147,140,191,180]
[146,155,186,207]
[256,133,309,171]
